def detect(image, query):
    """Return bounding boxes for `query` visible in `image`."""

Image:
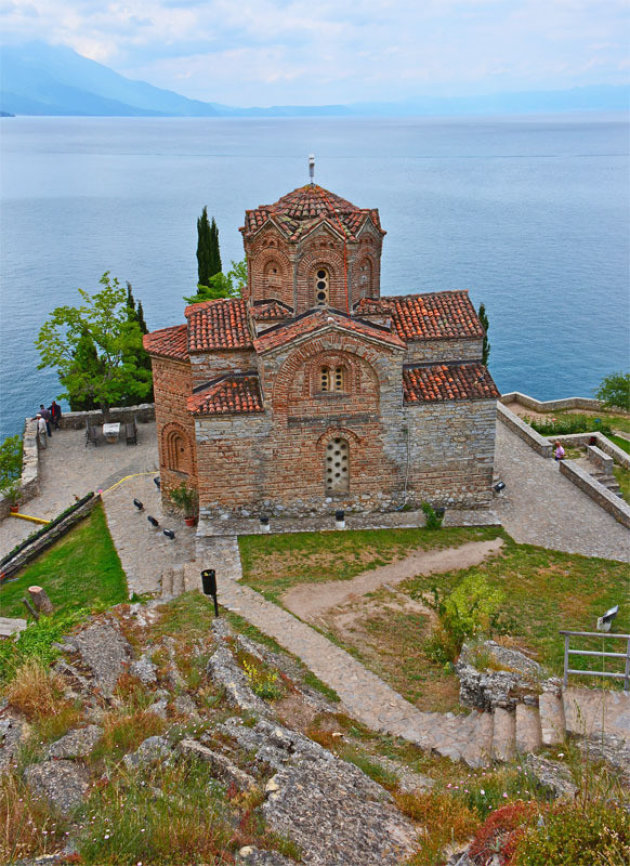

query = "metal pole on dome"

[309,154,315,184]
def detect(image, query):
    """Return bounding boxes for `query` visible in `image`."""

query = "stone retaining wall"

[0,494,100,581]
[554,432,630,469]
[558,461,630,529]
[57,403,155,431]
[496,403,553,457]
[500,392,608,413]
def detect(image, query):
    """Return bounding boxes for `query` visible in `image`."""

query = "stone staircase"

[440,686,629,768]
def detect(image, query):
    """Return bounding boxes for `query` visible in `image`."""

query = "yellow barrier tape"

[100,472,158,496]
[9,513,50,525]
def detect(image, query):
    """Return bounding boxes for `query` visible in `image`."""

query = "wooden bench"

[85,420,105,447]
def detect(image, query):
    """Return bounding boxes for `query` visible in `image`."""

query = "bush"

[421,502,444,530]
[595,372,630,411]
[424,572,505,663]
[513,801,630,865]
[0,434,22,494]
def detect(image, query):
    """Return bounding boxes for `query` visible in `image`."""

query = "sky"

[1,0,629,106]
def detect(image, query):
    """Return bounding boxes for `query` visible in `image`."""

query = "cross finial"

[308,154,315,184]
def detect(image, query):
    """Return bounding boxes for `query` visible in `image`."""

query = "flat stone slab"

[48,725,103,759]
[0,617,27,638]
[68,620,132,697]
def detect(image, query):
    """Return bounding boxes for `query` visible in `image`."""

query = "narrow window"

[315,268,329,306]
[320,366,330,391]
[333,366,344,392]
[325,437,349,494]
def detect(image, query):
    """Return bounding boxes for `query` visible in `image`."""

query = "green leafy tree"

[125,282,153,402]
[36,272,153,418]
[478,303,490,366]
[184,259,247,304]
[595,372,630,411]
[196,207,222,288]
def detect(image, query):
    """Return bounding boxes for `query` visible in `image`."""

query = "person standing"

[36,413,48,449]
[49,400,62,430]
[39,404,52,437]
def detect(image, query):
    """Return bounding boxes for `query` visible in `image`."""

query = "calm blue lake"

[1,114,628,439]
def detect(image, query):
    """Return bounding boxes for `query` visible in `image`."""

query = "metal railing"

[559,630,630,691]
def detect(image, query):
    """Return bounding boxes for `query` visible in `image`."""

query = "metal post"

[201,569,219,617]
[625,636,630,692]
[563,633,570,687]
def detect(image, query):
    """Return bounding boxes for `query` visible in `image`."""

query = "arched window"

[325,437,349,494]
[264,259,281,290]
[358,259,372,296]
[320,365,345,393]
[166,429,190,474]
[315,268,329,306]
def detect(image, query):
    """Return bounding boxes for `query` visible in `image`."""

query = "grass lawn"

[0,503,128,682]
[239,527,629,711]
[0,502,127,619]
[239,524,501,603]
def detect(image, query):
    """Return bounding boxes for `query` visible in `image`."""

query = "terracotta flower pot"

[184,515,197,527]
[10,504,19,513]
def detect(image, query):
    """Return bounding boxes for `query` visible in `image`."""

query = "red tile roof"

[185,298,252,352]
[254,308,406,354]
[251,299,293,320]
[355,292,484,342]
[242,184,384,241]
[403,363,499,403]
[188,375,264,416]
[143,324,188,361]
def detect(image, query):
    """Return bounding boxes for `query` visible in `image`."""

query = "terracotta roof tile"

[403,363,499,403]
[356,291,484,342]
[143,324,188,361]
[251,299,294,320]
[254,308,406,354]
[241,184,384,241]
[185,298,252,352]
[188,374,264,416]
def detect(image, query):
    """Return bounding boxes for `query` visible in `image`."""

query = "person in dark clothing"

[39,404,52,436]
[49,400,62,430]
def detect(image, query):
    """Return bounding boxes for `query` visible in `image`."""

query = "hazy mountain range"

[1,42,628,118]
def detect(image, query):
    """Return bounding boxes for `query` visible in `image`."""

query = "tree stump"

[27,586,54,616]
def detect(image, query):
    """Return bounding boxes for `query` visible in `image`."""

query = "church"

[144,175,499,525]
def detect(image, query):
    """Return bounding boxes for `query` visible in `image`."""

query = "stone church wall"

[190,349,257,388]
[151,356,197,495]
[404,338,483,366]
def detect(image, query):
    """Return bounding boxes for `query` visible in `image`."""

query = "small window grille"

[334,367,344,392]
[321,367,330,391]
[315,268,329,306]
[325,437,349,494]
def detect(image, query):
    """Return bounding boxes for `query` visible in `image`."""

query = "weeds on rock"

[397,789,479,865]
[0,772,67,863]
[241,657,282,700]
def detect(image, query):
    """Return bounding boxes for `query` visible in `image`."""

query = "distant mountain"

[1,41,628,118]
[0,42,222,117]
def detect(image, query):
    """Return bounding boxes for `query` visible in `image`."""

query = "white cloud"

[1,0,628,103]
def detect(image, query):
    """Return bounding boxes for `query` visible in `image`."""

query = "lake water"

[1,114,628,439]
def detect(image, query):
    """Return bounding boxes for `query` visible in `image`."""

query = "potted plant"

[2,480,20,513]
[169,482,199,526]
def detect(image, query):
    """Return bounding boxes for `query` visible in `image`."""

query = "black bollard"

[201,569,219,616]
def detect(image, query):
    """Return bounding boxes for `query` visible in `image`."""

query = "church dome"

[242,184,383,241]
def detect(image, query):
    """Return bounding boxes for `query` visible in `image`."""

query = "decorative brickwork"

[145,181,498,521]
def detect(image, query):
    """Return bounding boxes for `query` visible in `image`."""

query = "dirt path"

[282,538,504,622]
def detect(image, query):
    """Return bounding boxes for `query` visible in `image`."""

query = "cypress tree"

[209,216,222,278]
[478,303,490,366]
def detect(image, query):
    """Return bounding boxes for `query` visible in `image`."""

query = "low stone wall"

[553,432,630,470]
[197,507,499,538]
[500,392,608,414]
[559,461,630,529]
[0,418,40,520]
[0,493,100,581]
[496,403,553,457]
[58,403,155,431]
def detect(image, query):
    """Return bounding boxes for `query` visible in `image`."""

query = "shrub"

[424,573,505,663]
[241,657,282,700]
[468,799,539,864]
[421,502,444,530]
[512,801,630,866]
[595,372,630,411]
[526,415,612,437]
[0,434,22,496]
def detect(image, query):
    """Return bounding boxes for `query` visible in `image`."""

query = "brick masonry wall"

[151,356,198,495]
[195,327,497,516]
